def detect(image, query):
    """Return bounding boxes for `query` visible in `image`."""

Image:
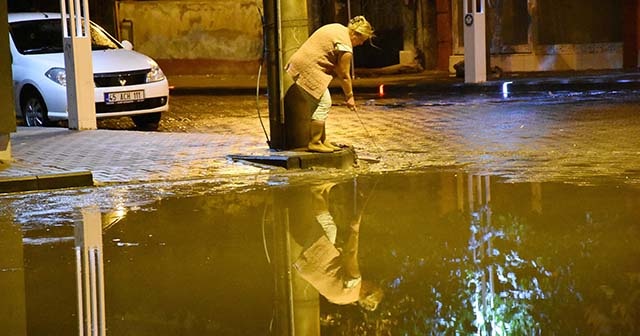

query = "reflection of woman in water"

[292,183,383,311]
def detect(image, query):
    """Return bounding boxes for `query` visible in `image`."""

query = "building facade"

[8,0,640,75]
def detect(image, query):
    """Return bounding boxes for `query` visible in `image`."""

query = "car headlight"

[45,68,67,86]
[146,62,166,83]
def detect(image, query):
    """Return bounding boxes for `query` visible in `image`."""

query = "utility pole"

[263,0,310,150]
[0,0,16,162]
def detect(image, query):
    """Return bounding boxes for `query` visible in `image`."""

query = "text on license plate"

[105,90,145,104]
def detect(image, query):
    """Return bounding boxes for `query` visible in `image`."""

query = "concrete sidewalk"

[2,69,640,193]
[0,127,272,192]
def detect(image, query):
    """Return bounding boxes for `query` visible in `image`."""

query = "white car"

[8,12,169,130]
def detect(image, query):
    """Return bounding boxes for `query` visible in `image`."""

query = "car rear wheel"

[22,91,49,127]
[131,112,161,131]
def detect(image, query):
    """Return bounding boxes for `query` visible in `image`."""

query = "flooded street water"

[3,89,640,335]
[2,168,639,335]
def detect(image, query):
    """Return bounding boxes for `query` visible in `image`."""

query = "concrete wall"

[111,0,633,75]
[449,0,630,73]
[537,0,621,45]
[115,0,264,75]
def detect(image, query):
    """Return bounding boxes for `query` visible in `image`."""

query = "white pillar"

[61,0,96,130]
[463,0,487,83]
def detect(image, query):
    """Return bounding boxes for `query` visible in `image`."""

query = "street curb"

[0,171,94,194]
[354,78,640,96]
[168,71,640,96]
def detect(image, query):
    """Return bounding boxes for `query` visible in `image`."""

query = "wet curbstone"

[0,171,94,193]
[228,147,356,170]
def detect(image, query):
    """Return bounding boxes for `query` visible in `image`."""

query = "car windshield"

[10,18,121,55]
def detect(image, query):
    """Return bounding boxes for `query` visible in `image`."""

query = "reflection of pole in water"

[466,174,497,334]
[0,218,27,335]
[531,183,542,214]
[74,207,106,336]
[458,173,543,334]
[272,207,296,336]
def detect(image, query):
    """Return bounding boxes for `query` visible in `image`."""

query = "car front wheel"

[131,112,161,131]
[22,92,49,127]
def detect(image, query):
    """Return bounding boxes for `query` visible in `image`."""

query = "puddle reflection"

[3,170,640,335]
[268,180,384,335]
[0,217,27,335]
[75,207,107,336]
[291,182,383,311]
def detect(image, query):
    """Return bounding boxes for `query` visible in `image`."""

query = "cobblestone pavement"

[3,88,640,188]
[2,126,268,185]
[328,91,640,185]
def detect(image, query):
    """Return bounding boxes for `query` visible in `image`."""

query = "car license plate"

[105,90,145,104]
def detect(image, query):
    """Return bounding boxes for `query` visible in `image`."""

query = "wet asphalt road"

[100,89,640,186]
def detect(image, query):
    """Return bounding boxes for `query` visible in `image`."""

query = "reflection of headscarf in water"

[293,234,362,305]
[293,180,384,310]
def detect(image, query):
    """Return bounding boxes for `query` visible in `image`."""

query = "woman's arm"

[335,52,356,111]
[341,214,362,280]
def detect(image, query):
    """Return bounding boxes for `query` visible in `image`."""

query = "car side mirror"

[121,40,133,50]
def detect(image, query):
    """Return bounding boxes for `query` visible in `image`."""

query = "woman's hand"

[336,52,356,111]
[346,95,357,111]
